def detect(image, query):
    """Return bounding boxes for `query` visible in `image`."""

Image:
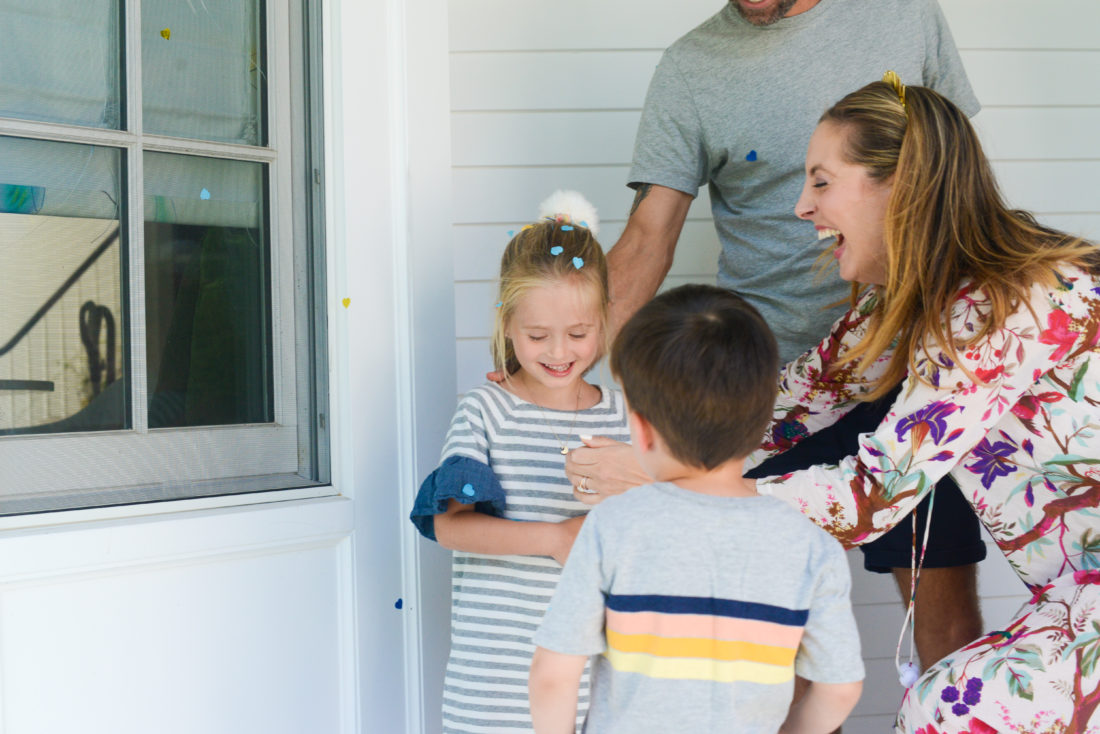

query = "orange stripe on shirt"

[606,608,804,648]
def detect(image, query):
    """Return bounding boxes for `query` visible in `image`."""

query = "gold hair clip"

[882,70,907,110]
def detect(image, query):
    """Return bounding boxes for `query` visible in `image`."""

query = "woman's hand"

[565,436,650,505]
[550,515,586,566]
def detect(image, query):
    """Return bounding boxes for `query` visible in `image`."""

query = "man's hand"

[565,436,651,504]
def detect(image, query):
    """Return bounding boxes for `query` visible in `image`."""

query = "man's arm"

[528,647,588,734]
[606,183,693,337]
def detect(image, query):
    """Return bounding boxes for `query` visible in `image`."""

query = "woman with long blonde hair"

[751,74,1100,731]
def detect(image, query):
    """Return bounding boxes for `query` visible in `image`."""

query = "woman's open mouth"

[818,227,844,257]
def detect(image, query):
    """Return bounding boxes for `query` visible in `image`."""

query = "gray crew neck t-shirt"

[534,482,864,733]
[629,0,979,363]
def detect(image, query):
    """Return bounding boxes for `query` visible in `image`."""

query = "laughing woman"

[748,73,1100,732]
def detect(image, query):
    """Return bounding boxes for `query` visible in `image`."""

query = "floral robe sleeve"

[751,266,1100,590]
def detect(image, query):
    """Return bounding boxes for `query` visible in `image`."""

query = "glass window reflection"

[0,136,127,434]
[144,152,271,428]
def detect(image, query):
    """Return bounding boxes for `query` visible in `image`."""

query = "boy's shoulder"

[593,485,843,554]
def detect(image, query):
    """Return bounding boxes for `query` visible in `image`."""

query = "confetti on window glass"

[160,28,171,40]
[199,188,211,200]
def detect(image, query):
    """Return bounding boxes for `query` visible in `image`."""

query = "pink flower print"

[1038,309,1078,362]
[1073,569,1100,586]
[974,364,1004,384]
[962,717,997,734]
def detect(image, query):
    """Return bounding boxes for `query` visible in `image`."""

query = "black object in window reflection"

[146,223,272,428]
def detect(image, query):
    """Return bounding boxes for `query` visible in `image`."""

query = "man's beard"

[732,0,800,26]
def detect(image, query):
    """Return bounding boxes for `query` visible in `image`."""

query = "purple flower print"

[896,401,959,446]
[963,688,981,706]
[941,686,960,703]
[965,438,1018,489]
[952,703,971,716]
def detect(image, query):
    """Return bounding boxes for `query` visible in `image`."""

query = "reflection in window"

[0,137,127,435]
[141,0,265,145]
[144,152,272,428]
[0,0,122,129]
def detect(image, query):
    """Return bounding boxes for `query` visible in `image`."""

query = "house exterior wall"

[1,1,1096,733]
[445,1,1100,731]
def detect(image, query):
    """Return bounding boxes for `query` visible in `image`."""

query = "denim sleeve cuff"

[409,455,507,541]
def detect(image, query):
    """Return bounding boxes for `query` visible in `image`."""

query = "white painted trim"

[319,0,360,730]
[394,0,458,727]
[0,495,353,585]
[0,485,337,532]
[383,0,425,725]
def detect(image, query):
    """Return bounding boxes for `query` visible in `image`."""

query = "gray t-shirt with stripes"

[439,382,630,733]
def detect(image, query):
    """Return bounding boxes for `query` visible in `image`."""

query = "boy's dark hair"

[611,284,779,470]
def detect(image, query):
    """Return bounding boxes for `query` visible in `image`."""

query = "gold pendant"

[560,446,569,455]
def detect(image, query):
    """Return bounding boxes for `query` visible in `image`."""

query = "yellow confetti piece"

[342,297,351,309]
[160,28,171,40]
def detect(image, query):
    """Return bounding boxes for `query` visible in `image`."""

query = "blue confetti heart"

[550,246,564,255]
[394,598,403,610]
[507,230,515,237]
[199,188,211,200]
[745,150,758,162]
[494,301,503,308]
[461,483,476,497]
[572,257,584,269]
[561,225,573,231]
[580,221,588,228]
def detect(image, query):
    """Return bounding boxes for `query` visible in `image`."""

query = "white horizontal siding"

[449,0,1100,51]
[447,1,1098,731]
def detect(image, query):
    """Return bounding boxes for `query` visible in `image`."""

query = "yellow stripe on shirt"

[606,628,797,666]
[605,648,795,684]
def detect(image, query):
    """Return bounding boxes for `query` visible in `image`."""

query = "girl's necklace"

[546,390,582,455]
[516,377,584,454]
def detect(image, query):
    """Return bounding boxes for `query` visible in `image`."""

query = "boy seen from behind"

[528,284,864,733]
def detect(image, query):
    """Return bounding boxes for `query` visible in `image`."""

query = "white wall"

[445,1,1100,731]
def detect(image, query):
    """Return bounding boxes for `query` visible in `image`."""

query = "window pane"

[0,137,127,435]
[0,1,122,129]
[141,0,266,145]
[144,152,271,428]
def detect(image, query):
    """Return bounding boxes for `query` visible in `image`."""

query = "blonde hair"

[490,218,610,376]
[820,80,1099,399]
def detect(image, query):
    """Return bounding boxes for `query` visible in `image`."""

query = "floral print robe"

[748,264,1100,733]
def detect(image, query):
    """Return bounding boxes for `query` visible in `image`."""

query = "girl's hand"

[550,515,586,566]
[565,436,650,505]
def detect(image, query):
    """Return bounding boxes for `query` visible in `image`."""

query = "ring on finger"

[577,476,596,494]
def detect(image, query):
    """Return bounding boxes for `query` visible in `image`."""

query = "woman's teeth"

[817,228,842,240]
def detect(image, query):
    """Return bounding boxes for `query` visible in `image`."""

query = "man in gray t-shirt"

[567,0,985,679]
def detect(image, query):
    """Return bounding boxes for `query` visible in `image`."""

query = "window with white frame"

[0,0,328,513]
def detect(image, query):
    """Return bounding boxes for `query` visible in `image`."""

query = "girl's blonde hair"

[821,80,1099,399]
[490,199,610,376]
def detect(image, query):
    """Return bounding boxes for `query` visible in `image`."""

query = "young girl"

[410,191,630,733]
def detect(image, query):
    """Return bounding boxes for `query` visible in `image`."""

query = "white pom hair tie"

[537,190,600,237]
